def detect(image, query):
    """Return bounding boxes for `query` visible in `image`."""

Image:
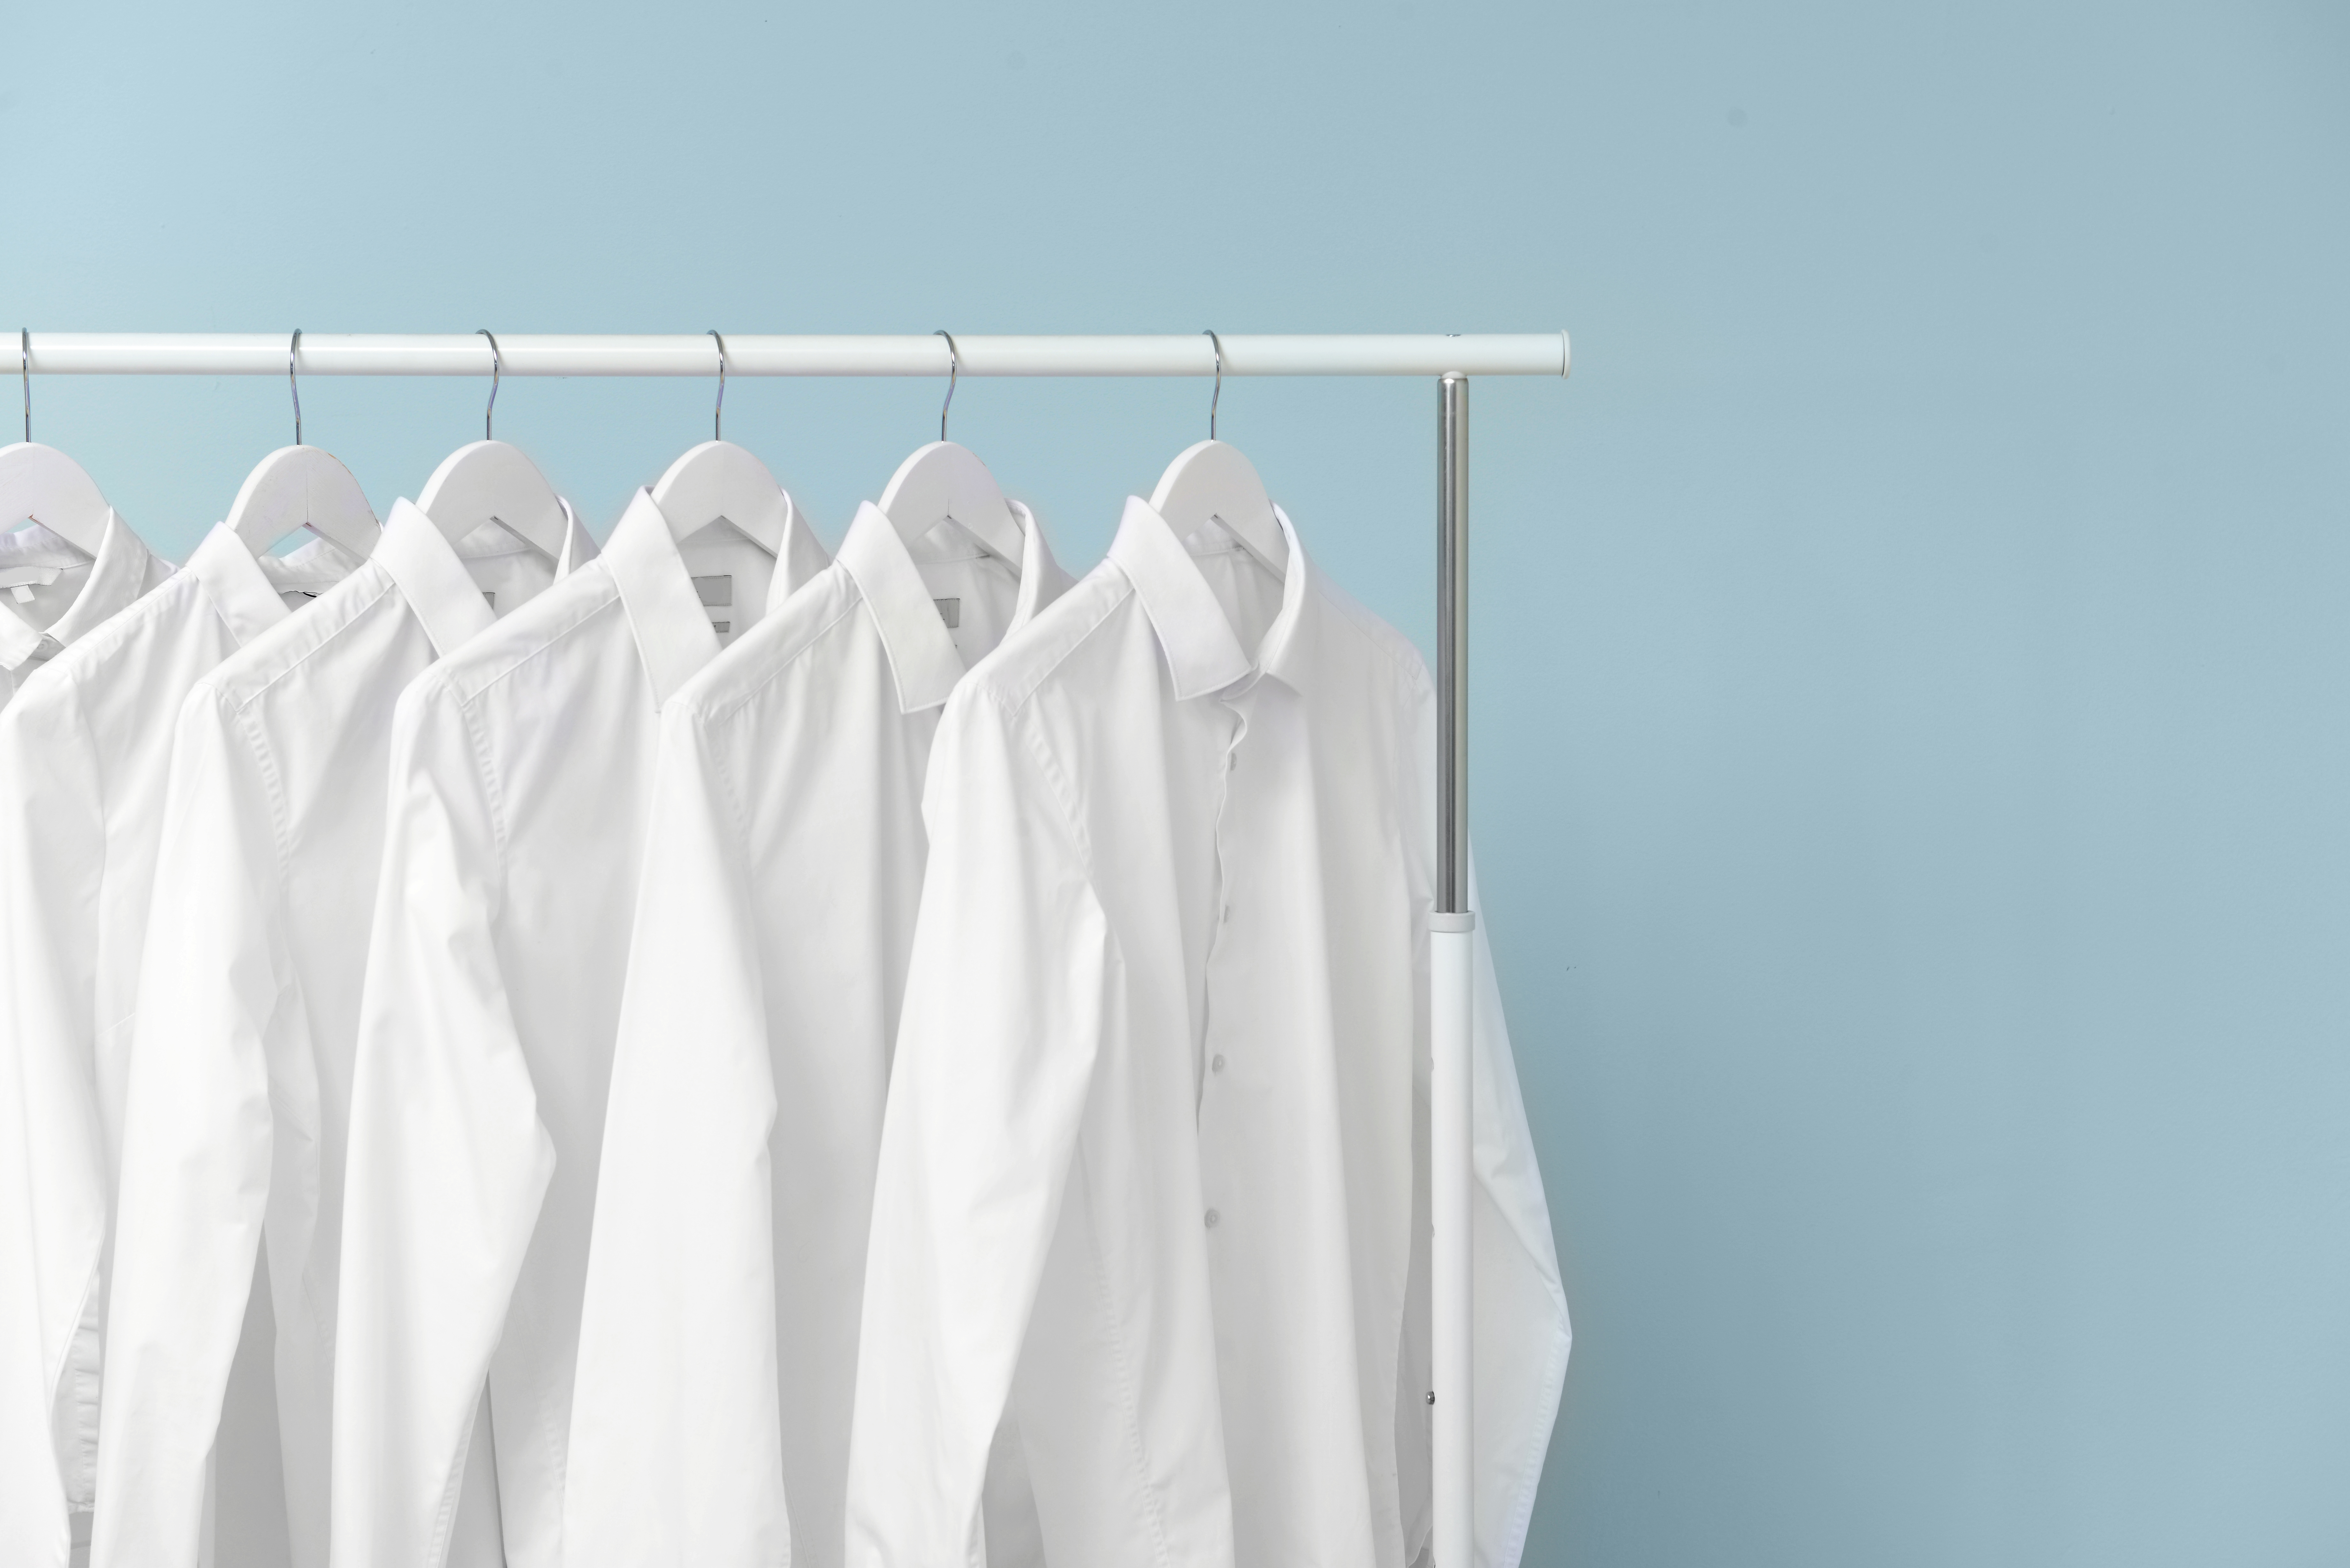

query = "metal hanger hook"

[19,328,28,445]
[289,328,304,446]
[477,328,502,441]
[1203,329,1225,441]
[709,329,727,441]
[934,329,959,442]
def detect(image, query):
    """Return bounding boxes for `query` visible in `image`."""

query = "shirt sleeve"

[0,679,109,1566]
[563,707,790,1566]
[845,690,1115,1568]
[89,686,284,1568]
[330,677,554,1568]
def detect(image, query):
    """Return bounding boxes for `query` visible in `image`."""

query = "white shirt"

[847,497,1570,1568]
[0,524,357,1568]
[330,491,827,1568]
[91,501,595,1568]
[565,500,1070,1568]
[0,513,171,710]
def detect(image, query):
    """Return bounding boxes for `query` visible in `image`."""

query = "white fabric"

[329,492,826,1568]
[91,500,594,1568]
[846,497,1569,1568]
[565,501,1068,1568]
[0,513,169,711]
[0,525,356,1568]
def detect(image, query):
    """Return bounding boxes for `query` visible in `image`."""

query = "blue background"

[9,2,2348,1562]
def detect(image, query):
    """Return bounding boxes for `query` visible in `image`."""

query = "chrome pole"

[1430,372,1476,1565]
[1437,374,1470,914]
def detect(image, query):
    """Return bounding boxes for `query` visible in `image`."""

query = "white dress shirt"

[565,500,1069,1568]
[91,501,595,1568]
[0,513,171,709]
[847,497,1569,1568]
[0,525,357,1568]
[331,491,827,1568]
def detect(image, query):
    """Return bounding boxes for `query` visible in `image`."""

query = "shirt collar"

[0,509,160,669]
[1106,495,1257,700]
[835,501,1071,714]
[1008,500,1074,634]
[604,488,723,708]
[555,496,599,573]
[376,499,499,658]
[764,489,830,615]
[836,501,973,714]
[183,523,294,650]
[1250,505,1318,699]
[1108,497,1320,702]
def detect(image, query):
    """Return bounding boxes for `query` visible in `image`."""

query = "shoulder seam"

[981,683,1097,881]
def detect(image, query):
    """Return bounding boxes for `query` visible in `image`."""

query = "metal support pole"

[1430,373,1476,1566]
[1436,376,1471,914]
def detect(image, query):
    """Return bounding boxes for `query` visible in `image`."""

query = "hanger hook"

[477,328,501,441]
[709,329,727,441]
[289,328,304,447]
[1203,329,1225,441]
[934,329,959,443]
[19,329,28,445]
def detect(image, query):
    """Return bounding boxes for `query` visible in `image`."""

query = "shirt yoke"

[414,559,624,711]
[197,562,403,718]
[20,566,208,708]
[1311,572,1436,707]
[953,561,1136,720]
[670,563,862,730]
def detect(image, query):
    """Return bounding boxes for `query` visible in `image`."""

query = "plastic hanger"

[0,329,115,558]
[1148,331,1287,577]
[644,331,787,555]
[874,330,1026,566]
[222,329,381,557]
[414,330,573,561]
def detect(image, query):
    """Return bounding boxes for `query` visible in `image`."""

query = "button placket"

[1200,697,1249,1104]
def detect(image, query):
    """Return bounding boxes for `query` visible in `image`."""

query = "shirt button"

[1204,1208,1221,1229]
[1220,904,1231,924]
[1211,1053,1226,1073]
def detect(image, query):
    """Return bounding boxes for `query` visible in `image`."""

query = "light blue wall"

[10,2,2347,1561]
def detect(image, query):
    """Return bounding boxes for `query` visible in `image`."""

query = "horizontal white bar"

[15,332,1570,379]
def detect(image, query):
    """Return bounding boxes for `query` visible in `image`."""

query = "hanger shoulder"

[647,440,788,555]
[224,446,381,556]
[416,440,570,558]
[1150,439,1287,575]
[877,441,1025,564]
[0,442,114,557]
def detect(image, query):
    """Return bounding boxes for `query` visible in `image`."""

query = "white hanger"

[222,330,381,557]
[414,331,572,561]
[1148,331,1287,577]
[0,330,114,558]
[874,331,1025,566]
[644,333,787,555]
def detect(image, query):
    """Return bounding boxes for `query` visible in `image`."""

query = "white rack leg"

[1430,914,1477,1567]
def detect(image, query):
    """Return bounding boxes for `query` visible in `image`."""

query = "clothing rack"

[19,328,1571,1567]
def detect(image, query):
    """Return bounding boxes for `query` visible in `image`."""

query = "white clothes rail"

[15,328,1571,1568]
[20,330,1569,378]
